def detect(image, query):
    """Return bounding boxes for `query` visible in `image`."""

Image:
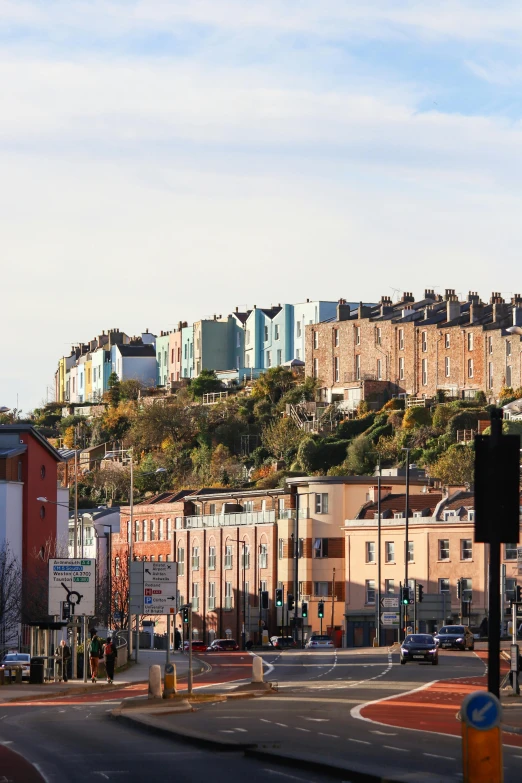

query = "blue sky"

[2,1,522,411]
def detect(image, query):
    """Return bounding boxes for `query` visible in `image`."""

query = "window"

[506,340,512,357]
[208,545,216,570]
[407,541,414,562]
[314,581,329,597]
[334,356,339,382]
[385,541,395,563]
[158,555,163,562]
[243,500,254,512]
[467,332,473,351]
[225,545,233,570]
[241,545,250,569]
[399,329,404,350]
[260,580,267,594]
[385,579,395,594]
[208,582,216,610]
[422,358,428,386]
[278,538,284,559]
[266,350,272,367]
[313,538,329,558]
[506,365,512,387]
[461,578,472,602]
[355,354,360,380]
[225,582,233,609]
[40,505,46,519]
[277,349,282,365]
[278,497,285,515]
[366,541,375,563]
[366,580,376,605]
[315,493,329,514]
[264,325,269,341]
[167,519,172,539]
[135,520,140,541]
[40,464,46,479]
[150,555,155,562]
[488,362,493,389]
[421,331,427,352]
[258,542,269,569]
[296,321,302,337]
[313,358,318,378]
[467,359,473,378]
[399,356,404,380]
[192,582,199,611]
[313,331,319,349]
[192,546,200,570]
[439,578,450,593]
[115,556,120,577]
[356,327,361,345]
[184,344,187,359]
[461,539,472,560]
[376,327,382,346]
[334,329,339,347]
[158,519,164,540]
[505,543,518,560]
[296,348,300,360]
[445,356,450,377]
[275,324,280,340]
[394,512,403,519]
[209,504,216,515]
[236,332,241,348]
[505,578,516,600]
[445,333,450,349]
[177,546,185,576]
[245,329,250,345]
[376,359,382,380]
[488,336,493,354]
[150,520,155,541]
[143,520,148,542]
[439,539,450,560]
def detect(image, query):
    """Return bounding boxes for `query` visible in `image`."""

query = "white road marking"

[0,740,13,745]
[318,732,339,738]
[383,746,409,752]
[234,728,248,732]
[371,730,397,736]
[275,722,288,727]
[348,738,370,745]
[263,770,311,782]
[301,717,329,722]
[423,753,455,760]
[295,727,311,732]
[260,718,272,723]
[219,730,236,734]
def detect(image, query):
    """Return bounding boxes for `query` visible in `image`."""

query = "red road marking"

[0,745,45,782]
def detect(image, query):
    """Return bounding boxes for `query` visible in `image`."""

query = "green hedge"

[337,414,376,439]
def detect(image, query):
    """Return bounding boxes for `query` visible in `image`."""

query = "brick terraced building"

[306,290,522,408]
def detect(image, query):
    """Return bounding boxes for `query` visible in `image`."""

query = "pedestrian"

[88,630,103,684]
[55,639,71,682]
[103,637,116,685]
[174,627,181,651]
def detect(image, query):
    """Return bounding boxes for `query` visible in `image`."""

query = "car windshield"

[439,626,464,634]
[404,635,433,644]
[3,654,29,662]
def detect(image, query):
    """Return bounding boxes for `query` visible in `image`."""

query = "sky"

[2,1,522,412]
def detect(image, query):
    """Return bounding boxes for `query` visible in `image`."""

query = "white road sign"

[143,562,177,615]
[142,562,177,583]
[381,612,400,626]
[49,558,96,616]
[380,597,399,609]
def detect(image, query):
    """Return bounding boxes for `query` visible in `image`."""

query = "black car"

[400,634,439,665]
[434,625,474,651]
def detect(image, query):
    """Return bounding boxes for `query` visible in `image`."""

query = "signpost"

[380,597,399,609]
[48,558,96,616]
[381,612,400,627]
[461,690,503,783]
[143,562,178,615]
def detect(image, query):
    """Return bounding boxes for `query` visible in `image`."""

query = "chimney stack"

[368,485,393,504]
[337,298,351,321]
[380,295,393,317]
[424,289,436,300]
[446,294,460,322]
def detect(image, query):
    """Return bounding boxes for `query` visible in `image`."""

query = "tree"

[119,379,144,401]
[252,367,295,405]
[107,372,121,407]
[130,396,200,451]
[402,406,432,430]
[190,370,222,400]
[261,418,305,464]
[429,444,474,485]
[345,435,377,475]
[111,551,130,630]
[0,546,22,654]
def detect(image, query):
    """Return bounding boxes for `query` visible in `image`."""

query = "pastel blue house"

[91,347,112,401]
[293,300,338,362]
[244,304,294,370]
[156,332,171,387]
[181,325,194,379]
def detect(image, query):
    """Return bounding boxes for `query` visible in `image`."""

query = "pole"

[294,492,300,644]
[83,616,88,683]
[166,614,170,665]
[488,413,502,698]
[376,460,382,646]
[128,450,133,660]
[74,444,78,559]
[241,541,246,651]
[413,580,417,633]
[512,602,519,696]
[501,564,506,637]
[188,605,193,695]
[403,450,410,640]
[71,610,77,679]
[330,568,335,638]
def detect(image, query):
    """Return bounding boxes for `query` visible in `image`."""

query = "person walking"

[174,627,181,651]
[88,630,103,683]
[55,639,71,682]
[103,637,116,684]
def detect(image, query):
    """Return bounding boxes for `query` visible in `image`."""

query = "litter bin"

[30,657,45,685]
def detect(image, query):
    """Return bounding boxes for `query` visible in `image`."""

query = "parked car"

[206,639,240,652]
[400,634,438,665]
[1,653,31,679]
[270,636,297,649]
[182,640,207,652]
[434,625,474,651]
[305,635,335,650]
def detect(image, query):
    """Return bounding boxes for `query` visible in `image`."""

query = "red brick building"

[306,290,522,407]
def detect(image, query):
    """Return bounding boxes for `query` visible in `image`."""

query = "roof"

[58,448,81,462]
[0,425,63,462]
[357,493,443,519]
[260,307,283,320]
[115,344,156,357]
[0,445,27,459]
[232,311,251,324]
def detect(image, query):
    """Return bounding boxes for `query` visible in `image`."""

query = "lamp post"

[238,539,247,650]
[402,448,411,641]
[376,458,382,647]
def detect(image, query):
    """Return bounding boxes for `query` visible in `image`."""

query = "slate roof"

[357,493,443,519]
[116,344,156,357]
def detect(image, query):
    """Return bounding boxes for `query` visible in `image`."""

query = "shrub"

[429,444,474,485]
[345,436,377,475]
[381,398,405,411]
[432,405,454,430]
[337,414,375,439]
[402,406,432,430]
[446,410,482,441]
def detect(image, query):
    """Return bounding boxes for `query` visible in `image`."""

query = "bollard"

[163,662,177,699]
[252,656,264,683]
[0,670,4,686]
[461,690,502,783]
[148,664,162,699]
[15,668,22,684]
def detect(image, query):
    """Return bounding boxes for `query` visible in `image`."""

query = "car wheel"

[400,658,406,665]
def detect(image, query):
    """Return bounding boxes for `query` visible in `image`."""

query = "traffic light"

[62,602,71,621]
[318,601,324,619]
[415,583,424,603]
[457,579,462,599]
[275,588,283,607]
[182,606,189,624]
[401,587,410,605]
[516,585,522,603]
[261,590,269,609]
[287,593,295,611]
[302,602,308,618]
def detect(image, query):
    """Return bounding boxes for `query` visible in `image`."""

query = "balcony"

[344,372,379,383]
[184,510,276,529]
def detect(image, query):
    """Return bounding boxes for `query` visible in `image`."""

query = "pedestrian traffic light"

[318,601,324,618]
[302,602,308,618]
[457,579,462,599]
[182,606,189,623]
[401,587,410,605]
[261,590,269,609]
[516,585,522,603]
[275,588,283,607]
[62,602,71,621]
[416,583,424,603]
[287,593,295,611]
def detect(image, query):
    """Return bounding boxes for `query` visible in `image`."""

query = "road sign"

[142,562,177,615]
[461,691,502,731]
[143,562,177,583]
[380,597,399,609]
[381,612,400,626]
[49,558,96,615]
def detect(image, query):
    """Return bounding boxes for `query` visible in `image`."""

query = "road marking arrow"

[471,702,493,723]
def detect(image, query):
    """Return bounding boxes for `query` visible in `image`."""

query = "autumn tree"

[0,546,22,653]
[429,444,474,485]
[130,395,200,452]
[252,367,295,405]
[261,418,304,464]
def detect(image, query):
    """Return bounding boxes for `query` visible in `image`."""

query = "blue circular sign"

[461,691,502,730]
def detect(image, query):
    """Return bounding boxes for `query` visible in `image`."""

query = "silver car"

[1,653,31,679]
[305,635,335,649]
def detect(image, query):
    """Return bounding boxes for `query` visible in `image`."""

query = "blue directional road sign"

[461,690,502,731]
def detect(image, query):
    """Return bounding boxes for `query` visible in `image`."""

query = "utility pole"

[330,568,336,639]
[402,448,410,640]
[293,492,300,644]
[188,604,193,695]
[376,459,382,646]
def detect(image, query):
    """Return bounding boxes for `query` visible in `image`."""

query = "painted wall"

[156,334,171,387]
[0,481,23,564]
[169,330,182,383]
[91,348,112,401]
[19,433,59,574]
[293,301,339,361]
[181,325,194,379]
[84,358,92,402]
[112,347,157,387]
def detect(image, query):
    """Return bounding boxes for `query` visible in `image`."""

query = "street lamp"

[401,448,411,641]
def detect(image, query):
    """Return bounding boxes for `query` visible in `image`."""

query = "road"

[1,646,520,782]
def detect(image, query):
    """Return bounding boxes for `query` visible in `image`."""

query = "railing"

[457,429,476,442]
[406,397,428,408]
[202,392,228,405]
[185,510,276,528]
[344,372,378,383]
